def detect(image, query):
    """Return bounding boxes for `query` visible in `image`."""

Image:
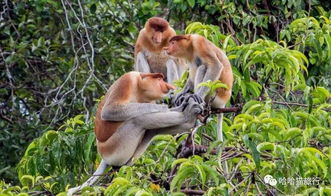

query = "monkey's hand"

[173,92,204,108]
[183,97,204,122]
[170,93,204,112]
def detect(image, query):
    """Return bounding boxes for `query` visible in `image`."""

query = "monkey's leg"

[196,63,223,99]
[102,103,168,121]
[67,160,108,195]
[216,104,229,177]
[135,52,151,73]
[128,122,196,164]
[194,65,207,89]
[176,60,187,79]
[126,131,156,165]
[125,101,202,165]
[133,111,187,130]
[166,59,179,84]
[217,113,224,142]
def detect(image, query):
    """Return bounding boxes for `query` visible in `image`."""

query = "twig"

[229,159,244,181]
[202,133,213,142]
[216,167,237,191]
[211,107,241,114]
[181,189,205,195]
[272,101,308,107]
[256,174,285,195]
[255,180,263,196]
[244,177,251,196]
[269,88,294,111]
[230,174,251,192]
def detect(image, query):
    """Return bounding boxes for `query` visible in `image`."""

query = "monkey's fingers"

[197,114,205,122]
[187,99,204,114]
[191,93,204,104]
[174,93,187,106]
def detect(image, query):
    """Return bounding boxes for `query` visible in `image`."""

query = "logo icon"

[264,175,277,186]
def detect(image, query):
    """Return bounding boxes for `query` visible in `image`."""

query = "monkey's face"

[147,17,168,45]
[164,40,187,58]
[151,31,163,45]
[139,73,175,101]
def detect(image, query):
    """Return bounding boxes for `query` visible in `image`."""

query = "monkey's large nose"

[165,83,176,91]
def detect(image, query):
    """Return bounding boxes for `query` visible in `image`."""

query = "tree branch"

[181,189,205,195]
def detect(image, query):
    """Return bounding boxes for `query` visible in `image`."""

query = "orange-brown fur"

[94,72,174,150]
[167,35,233,104]
[69,72,178,194]
[94,74,134,142]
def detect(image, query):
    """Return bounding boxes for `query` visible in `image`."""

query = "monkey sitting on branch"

[67,72,203,195]
[134,17,186,84]
[164,34,234,143]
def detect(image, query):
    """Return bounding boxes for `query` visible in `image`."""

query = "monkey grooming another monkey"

[67,72,202,195]
[135,17,185,84]
[164,34,234,142]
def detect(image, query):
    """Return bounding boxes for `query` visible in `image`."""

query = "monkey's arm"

[166,59,179,84]
[134,52,151,73]
[101,103,168,121]
[134,98,202,129]
[181,78,194,94]
[172,79,195,106]
[195,61,223,99]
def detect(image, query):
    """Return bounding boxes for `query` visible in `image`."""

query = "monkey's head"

[146,17,169,45]
[138,73,175,101]
[164,35,192,58]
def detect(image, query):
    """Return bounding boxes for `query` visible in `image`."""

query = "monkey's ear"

[140,73,164,79]
[169,35,190,42]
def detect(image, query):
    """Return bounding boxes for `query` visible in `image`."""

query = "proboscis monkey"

[164,34,234,142]
[67,72,202,195]
[134,17,186,84]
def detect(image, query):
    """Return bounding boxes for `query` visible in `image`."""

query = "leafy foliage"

[17,115,97,193]
[281,16,331,88]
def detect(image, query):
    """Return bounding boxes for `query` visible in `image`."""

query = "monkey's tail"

[67,159,108,195]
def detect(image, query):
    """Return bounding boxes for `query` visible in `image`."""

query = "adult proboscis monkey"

[164,34,234,142]
[67,72,202,195]
[134,17,186,84]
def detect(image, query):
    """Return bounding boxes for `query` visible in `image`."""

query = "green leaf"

[283,128,302,140]
[20,175,35,187]
[243,135,260,170]
[256,142,275,153]
[170,166,195,192]
[187,0,195,8]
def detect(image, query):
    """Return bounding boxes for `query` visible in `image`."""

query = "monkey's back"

[192,35,233,105]
[94,96,123,142]
[94,72,138,142]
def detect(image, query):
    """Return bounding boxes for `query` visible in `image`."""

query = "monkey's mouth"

[154,41,162,45]
[164,50,172,56]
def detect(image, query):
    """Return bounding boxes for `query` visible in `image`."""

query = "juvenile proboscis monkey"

[67,72,202,195]
[164,34,234,142]
[135,17,185,84]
